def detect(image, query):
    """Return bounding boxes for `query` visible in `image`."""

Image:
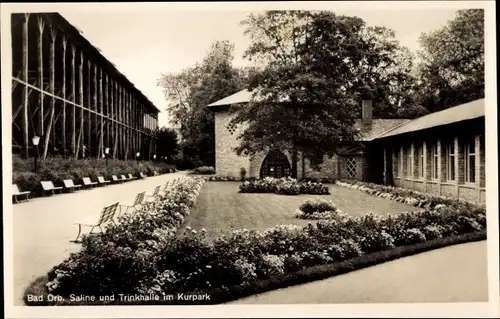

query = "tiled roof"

[375,99,485,139]
[355,119,410,141]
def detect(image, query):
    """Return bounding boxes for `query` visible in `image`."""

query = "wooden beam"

[71,45,76,156]
[42,26,56,160]
[93,63,97,156]
[99,67,104,155]
[76,51,84,159]
[87,59,92,157]
[22,13,30,158]
[37,16,45,136]
[61,36,67,157]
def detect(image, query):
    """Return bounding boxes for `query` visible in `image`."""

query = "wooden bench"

[140,172,147,178]
[72,202,119,243]
[118,192,146,217]
[111,175,124,183]
[82,177,98,188]
[127,173,137,180]
[63,179,82,192]
[97,176,111,186]
[120,174,131,182]
[12,184,31,203]
[41,181,63,196]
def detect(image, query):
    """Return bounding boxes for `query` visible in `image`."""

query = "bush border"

[23,230,485,306]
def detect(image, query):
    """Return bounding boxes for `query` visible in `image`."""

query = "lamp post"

[32,135,40,173]
[153,154,156,162]
[136,152,140,165]
[105,147,110,166]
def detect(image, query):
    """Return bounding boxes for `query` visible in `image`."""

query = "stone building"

[208,89,408,181]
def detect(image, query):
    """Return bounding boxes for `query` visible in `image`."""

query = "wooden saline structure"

[10,13,160,160]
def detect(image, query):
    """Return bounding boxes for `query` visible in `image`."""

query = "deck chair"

[72,202,119,243]
[145,185,161,201]
[82,177,98,188]
[120,174,130,182]
[140,172,147,178]
[111,175,124,183]
[127,173,137,180]
[41,181,64,196]
[118,191,146,217]
[12,184,31,203]
[97,176,111,186]
[162,180,172,190]
[63,179,82,192]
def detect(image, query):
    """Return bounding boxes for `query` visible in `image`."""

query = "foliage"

[12,154,176,196]
[155,127,180,161]
[191,166,216,175]
[239,177,330,195]
[295,198,344,220]
[157,41,249,167]
[416,9,484,112]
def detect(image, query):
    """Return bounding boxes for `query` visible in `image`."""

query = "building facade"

[375,99,485,203]
[10,13,160,160]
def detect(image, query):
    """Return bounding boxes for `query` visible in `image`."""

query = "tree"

[155,127,179,161]
[158,40,246,166]
[229,10,417,177]
[416,9,484,112]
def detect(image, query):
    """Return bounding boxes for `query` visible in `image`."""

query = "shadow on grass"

[23,230,486,306]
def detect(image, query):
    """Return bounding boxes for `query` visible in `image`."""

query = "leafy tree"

[229,10,417,177]
[158,40,246,166]
[155,127,179,161]
[416,9,484,112]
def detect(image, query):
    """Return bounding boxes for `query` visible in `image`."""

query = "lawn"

[179,181,420,239]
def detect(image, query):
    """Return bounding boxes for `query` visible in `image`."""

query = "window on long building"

[431,142,438,180]
[418,144,424,179]
[407,145,413,178]
[464,137,476,184]
[446,141,455,181]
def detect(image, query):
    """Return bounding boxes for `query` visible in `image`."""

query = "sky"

[56,6,459,128]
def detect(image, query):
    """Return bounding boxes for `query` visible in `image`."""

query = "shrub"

[204,175,241,181]
[299,198,338,215]
[240,167,247,181]
[192,166,215,175]
[239,177,330,195]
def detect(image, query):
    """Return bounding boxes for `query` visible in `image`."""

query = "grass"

[23,230,486,306]
[179,181,421,239]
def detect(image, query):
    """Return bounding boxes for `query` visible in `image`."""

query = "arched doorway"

[259,150,291,178]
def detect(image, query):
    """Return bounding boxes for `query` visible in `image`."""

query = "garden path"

[228,240,488,304]
[10,171,188,305]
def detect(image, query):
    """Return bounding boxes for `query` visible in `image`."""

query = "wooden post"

[37,17,45,137]
[42,27,56,159]
[87,59,92,157]
[93,64,97,156]
[71,45,76,157]
[76,51,84,159]
[61,36,67,157]
[117,84,122,159]
[22,13,30,158]
[99,67,104,155]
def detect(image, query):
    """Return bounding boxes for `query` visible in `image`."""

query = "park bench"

[41,181,64,196]
[145,185,162,201]
[72,202,119,243]
[97,176,111,186]
[153,170,159,176]
[111,175,124,183]
[118,191,146,217]
[12,184,31,203]
[127,173,137,180]
[120,174,130,182]
[140,172,147,178]
[63,179,82,192]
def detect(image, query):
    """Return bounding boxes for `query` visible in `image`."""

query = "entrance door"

[260,151,291,178]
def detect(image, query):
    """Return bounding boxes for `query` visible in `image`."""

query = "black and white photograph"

[1,1,498,318]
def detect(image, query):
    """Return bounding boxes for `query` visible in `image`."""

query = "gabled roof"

[355,119,410,141]
[374,99,485,140]
[207,89,254,107]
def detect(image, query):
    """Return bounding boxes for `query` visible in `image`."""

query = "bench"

[63,179,82,192]
[82,177,98,188]
[118,191,146,217]
[72,202,119,243]
[162,180,172,190]
[120,174,131,182]
[111,175,124,183]
[140,172,147,178]
[145,185,162,201]
[12,184,31,203]
[97,176,111,186]
[41,181,64,196]
[127,173,137,180]
[153,170,159,176]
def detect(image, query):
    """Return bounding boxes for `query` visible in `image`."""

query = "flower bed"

[30,183,486,305]
[12,155,176,196]
[335,180,485,213]
[239,177,330,195]
[204,175,242,181]
[191,166,216,175]
[294,198,345,220]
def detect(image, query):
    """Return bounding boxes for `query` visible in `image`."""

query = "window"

[418,144,424,179]
[346,157,357,178]
[407,146,413,177]
[394,150,399,177]
[431,143,438,179]
[446,142,455,181]
[400,147,404,177]
[464,137,476,183]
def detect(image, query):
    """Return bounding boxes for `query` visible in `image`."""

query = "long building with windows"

[10,12,160,160]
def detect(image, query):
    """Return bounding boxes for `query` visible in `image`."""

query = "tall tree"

[158,40,246,166]
[155,127,179,161]
[229,10,417,177]
[416,9,484,112]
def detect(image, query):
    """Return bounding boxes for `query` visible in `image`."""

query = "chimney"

[362,100,373,125]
